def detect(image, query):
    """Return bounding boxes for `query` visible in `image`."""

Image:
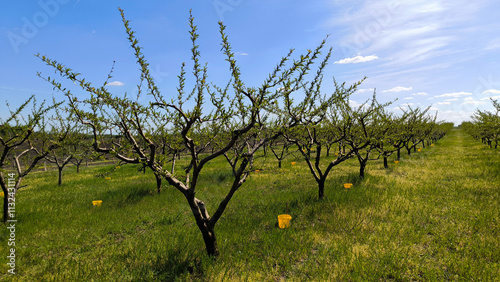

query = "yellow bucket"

[394,161,400,164]
[418,148,422,152]
[92,200,102,207]
[278,214,292,229]
[343,183,353,189]
[291,162,297,165]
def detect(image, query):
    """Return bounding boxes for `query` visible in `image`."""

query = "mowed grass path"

[0,129,499,281]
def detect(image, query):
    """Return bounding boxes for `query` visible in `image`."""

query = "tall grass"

[0,129,499,281]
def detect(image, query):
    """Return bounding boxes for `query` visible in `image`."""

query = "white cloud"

[356,88,374,93]
[382,86,412,93]
[400,103,414,107]
[412,92,428,96]
[235,51,249,56]
[328,0,486,70]
[482,89,500,95]
[334,55,378,64]
[349,100,363,108]
[429,107,440,111]
[404,97,414,100]
[485,39,500,51]
[444,98,459,102]
[434,92,472,98]
[108,81,124,86]
[462,100,486,105]
[436,102,450,105]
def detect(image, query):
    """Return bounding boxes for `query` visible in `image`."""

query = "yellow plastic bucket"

[343,183,353,189]
[394,161,400,164]
[92,200,102,207]
[291,162,297,165]
[278,214,292,229]
[418,148,422,152]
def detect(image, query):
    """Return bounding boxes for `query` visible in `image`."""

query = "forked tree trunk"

[187,195,219,257]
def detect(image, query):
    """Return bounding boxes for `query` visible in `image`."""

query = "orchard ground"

[0,128,499,281]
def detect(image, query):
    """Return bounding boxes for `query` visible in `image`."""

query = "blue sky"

[1,0,500,125]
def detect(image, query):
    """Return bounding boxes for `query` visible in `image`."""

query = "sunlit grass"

[0,129,498,281]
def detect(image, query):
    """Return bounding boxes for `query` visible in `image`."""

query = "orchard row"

[462,99,500,148]
[1,9,451,257]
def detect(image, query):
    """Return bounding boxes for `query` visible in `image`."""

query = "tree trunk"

[188,196,219,257]
[199,223,218,257]
[171,154,176,174]
[317,178,325,200]
[155,174,162,194]
[76,164,80,173]
[383,156,388,169]
[407,148,412,156]
[359,161,367,179]
[278,160,282,168]
[2,192,9,223]
[397,148,401,160]
[58,167,63,186]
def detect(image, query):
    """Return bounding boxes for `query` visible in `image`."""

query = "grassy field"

[1,128,499,281]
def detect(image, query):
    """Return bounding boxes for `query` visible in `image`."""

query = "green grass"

[1,129,499,281]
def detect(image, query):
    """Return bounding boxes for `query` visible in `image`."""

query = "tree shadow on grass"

[148,249,207,281]
[101,183,154,208]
